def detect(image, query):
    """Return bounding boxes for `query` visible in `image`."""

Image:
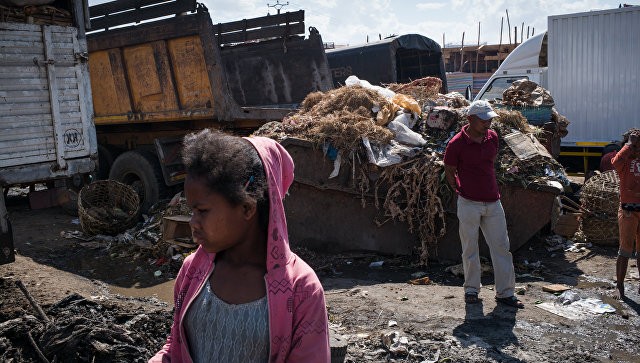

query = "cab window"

[478,77,528,101]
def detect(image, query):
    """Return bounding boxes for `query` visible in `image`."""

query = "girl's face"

[184,175,252,253]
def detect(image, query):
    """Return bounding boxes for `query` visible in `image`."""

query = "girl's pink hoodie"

[149,136,330,363]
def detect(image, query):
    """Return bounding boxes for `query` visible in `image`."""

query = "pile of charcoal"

[0,278,172,362]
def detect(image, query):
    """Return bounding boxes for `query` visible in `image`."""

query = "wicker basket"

[78,180,140,236]
[579,170,620,246]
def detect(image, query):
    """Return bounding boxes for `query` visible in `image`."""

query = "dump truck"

[475,6,640,172]
[87,0,333,211]
[0,0,96,264]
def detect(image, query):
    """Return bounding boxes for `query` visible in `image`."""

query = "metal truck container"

[326,34,447,91]
[87,0,332,211]
[1,0,96,264]
[547,7,640,146]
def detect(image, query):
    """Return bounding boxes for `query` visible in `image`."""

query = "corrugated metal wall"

[549,7,640,145]
[0,22,91,169]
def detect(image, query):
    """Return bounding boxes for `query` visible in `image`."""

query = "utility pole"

[267,0,289,15]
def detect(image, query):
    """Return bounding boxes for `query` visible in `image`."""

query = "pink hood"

[150,136,330,363]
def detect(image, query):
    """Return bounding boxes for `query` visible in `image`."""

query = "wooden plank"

[87,12,202,51]
[542,284,571,293]
[0,126,54,140]
[71,28,93,157]
[89,0,195,17]
[217,22,305,44]
[43,26,66,170]
[212,10,304,34]
[0,153,55,167]
[0,66,72,77]
[0,117,52,128]
[90,0,197,31]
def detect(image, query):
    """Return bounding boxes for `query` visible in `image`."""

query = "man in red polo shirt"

[611,128,640,299]
[443,100,523,308]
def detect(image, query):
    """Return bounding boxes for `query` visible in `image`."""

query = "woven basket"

[579,170,620,245]
[78,180,140,235]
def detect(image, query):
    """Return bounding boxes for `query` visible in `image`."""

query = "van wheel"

[108,150,167,213]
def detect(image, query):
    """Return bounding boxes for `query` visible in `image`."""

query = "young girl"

[150,129,330,362]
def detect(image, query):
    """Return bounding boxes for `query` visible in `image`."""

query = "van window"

[478,76,528,101]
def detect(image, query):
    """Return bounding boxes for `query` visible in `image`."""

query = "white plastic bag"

[345,75,395,99]
[387,120,427,146]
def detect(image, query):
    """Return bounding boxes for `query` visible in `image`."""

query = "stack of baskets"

[579,170,620,245]
[78,180,140,235]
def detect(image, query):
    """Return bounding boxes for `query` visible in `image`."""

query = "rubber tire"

[108,150,168,213]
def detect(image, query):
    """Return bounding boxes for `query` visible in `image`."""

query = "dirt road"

[2,193,640,362]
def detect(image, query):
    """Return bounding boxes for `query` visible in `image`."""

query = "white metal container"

[548,7,640,146]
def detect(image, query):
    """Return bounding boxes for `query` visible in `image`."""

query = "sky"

[87,0,630,47]
[198,0,628,47]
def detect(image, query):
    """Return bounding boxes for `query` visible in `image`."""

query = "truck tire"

[108,150,167,213]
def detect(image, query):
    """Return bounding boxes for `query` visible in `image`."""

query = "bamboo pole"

[498,17,504,67]
[459,31,465,72]
[514,26,518,46]
[521,22,524,43]
[506,9,511,44]
[475,22,480,73]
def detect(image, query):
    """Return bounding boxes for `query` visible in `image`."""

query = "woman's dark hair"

[182,129,270,231]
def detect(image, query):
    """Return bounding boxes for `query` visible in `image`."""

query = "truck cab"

[474,32,548,103]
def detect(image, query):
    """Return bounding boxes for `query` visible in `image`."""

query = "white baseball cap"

[467,100,498,120]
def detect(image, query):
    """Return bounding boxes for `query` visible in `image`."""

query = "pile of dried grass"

[493,109,536,135]
[387,77,443,105]
[255,86,395,153]
[372,153,446,264]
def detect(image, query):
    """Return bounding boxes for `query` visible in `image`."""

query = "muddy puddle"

[108,279,175,306]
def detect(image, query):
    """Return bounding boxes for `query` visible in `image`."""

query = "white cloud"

[416,2,447,10]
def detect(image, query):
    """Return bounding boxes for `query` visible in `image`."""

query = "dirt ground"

[2,191,640,362]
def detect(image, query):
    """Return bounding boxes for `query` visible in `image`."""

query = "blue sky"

[89,0,629,47]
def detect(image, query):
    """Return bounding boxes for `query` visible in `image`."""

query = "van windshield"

[478,76,528,101]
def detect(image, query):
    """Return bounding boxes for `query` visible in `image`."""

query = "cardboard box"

[162,215,192,242]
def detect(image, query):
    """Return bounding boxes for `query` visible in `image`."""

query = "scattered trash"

[153,270,162,277]
[515,286,527,295]
[408,277,431,285]
[369,261,384,268]
[381,331,409,355]
[388,320,398,327]
[542,284,571,293]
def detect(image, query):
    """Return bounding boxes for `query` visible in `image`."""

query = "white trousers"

[457,196,515,298]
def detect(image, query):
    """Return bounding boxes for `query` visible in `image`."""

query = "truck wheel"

[108,150,167,213]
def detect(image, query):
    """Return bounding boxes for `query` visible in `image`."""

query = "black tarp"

[326,34,447,92]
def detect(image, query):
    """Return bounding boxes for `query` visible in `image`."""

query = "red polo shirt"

[443,124,500,202]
